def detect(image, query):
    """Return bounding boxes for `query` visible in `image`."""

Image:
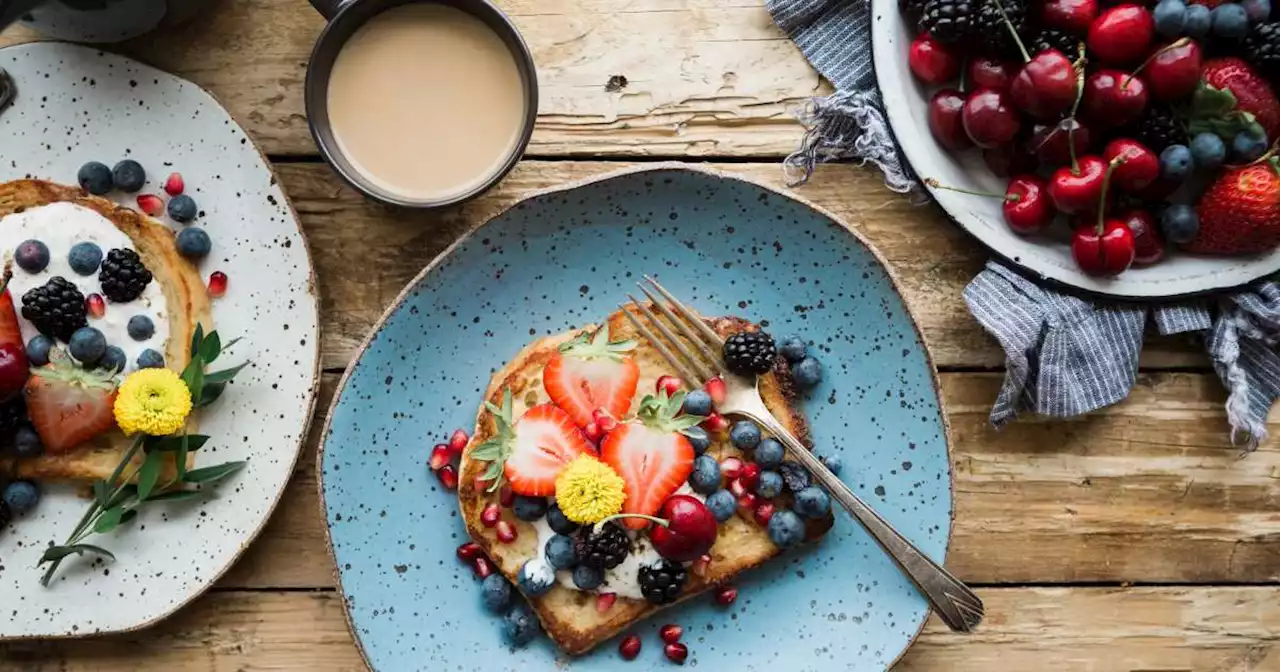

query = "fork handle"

[741,409,984,633]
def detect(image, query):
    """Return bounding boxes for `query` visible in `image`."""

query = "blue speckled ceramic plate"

[320,165,953,671]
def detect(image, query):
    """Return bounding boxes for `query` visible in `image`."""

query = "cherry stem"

[1124,37,1190,89]
[990,0,1031,63]
[595,513,669,532]
[924,178,1017,201]
[1095,156,1127,235]
[959,57,968,93]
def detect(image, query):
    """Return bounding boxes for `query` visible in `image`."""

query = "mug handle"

[309,0,356,20]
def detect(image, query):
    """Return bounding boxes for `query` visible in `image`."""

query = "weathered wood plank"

[215,369,1279,590]
[2,588,1275,670]
[0,0,826,157]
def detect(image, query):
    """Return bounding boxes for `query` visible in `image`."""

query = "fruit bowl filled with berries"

[872,0,1280,298]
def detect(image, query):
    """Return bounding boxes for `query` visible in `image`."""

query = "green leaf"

[481,460,504,480]
[1192,82,1238,118]
[120,509,138,526]
[39,543,115,564]
[137,450,164,501]
[146,489,202,502]
[220,337,243,352]
[203,362,248,384]
[106,485,138,509]
[196,382,226,408]
[190,323,205,359]
[181,359,206,402]
[93,506,125,534]
[468,442,503,461]
[183,460,246,485]
[148,434,210,452]
[670,415,705,432]
[199,330,222,364]
[176,433,190,481]
[92,480,110,508]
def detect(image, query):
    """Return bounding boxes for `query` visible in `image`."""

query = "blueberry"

[681,389,713,416]
[512,495,547,521]
[682,426,710,455]
[753,438,785,469]
[167,194,198,223]
[1212,3,1249,37]
[689,454,722,494]
[1233,129,1269,161]
[1242,0,1271,22]
[755,470,784,498]
[14,425,42,459]
[97,345,127,373]
[818,453,843,476]
[14,239,49,273]
[517,559,556,596]
[777,334,807,362]
[767,510,805,549]
[136,348,165,369]
[705,489,737,522]
[77,161,113,195]
[127,315,155,341]
[1153,0,1186,37]
[3,480,39,515]
[792,357,823,389]
[546,503,580,535]
[729,420,761,449]
[25,335,53,366]
[111,160,145,193]
[545,534,578,570]
[502,602,541,647]
[67,241,103,275]
[68,326,106,364]
[481,574,512,613]
[1160,204,1200,244]
[1183,3,1212,35]
[176,227,212,259]
[1159,144,1193,182]
[1190,132,1227,169]
[572,564,604,590]
[793,486,832,519]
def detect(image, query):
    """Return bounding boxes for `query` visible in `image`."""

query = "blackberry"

[917,0,978,46]
[21,277,87,342]
[779,460,812,492]
[1030,27,1082,58]
[638,559,687,605]
[1245,23,1280,80]
[722,331,776,376]
[98,248,152,303]
[575,523,630,570]
[899,0,930,24]
[1126,105,1187,152]
[970,0,1029,60]
[0,397,25,440]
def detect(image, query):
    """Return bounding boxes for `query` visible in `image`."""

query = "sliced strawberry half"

[601,390,702,530]
[469,389,595,496]
[0,287,23,349]
[25,358,118,454]
[543,325,639,428]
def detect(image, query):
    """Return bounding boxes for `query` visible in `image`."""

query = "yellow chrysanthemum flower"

[554,455,626,524]
[114,368,193,436]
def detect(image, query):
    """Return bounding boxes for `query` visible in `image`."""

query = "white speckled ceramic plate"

[0,42,319,639]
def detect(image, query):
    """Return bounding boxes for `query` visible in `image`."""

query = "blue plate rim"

[316,161,957,671]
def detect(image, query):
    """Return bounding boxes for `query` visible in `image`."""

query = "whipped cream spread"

[0,202,169,372]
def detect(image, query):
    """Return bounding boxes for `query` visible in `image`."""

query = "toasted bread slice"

[458,306,833,655]
[0,179,210,482]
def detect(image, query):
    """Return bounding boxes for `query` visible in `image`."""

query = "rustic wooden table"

[2,0,1278,669]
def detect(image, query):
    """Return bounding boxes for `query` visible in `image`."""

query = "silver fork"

[622,276,984,633]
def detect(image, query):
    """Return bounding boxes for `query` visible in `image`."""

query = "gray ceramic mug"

[304,0,538,209]
[0,0,214,43]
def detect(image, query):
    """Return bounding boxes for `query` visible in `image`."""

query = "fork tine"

[621,302,704,387]
[643,275,725,346]
[637,285,727,377]
[628,295,717,384]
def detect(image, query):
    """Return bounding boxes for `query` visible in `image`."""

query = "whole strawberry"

[1190,159,1280,255]
[1202,58,1280,141]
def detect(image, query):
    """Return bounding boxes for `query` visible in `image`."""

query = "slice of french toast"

[458,305,832,655]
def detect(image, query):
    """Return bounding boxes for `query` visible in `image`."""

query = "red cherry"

[1048,155,1109,214]
[619,635,642,660]
[928,89,973,151]
[962,88,1022,148]
[1123,209,1165,265]
[1081,70,1148,128]
[1029,118,1092,167]
[0,343,29,400]
[1103,139,1159,191]
[1042,0,1099,34]
[983,145,1037,177]
[909,34,960,84]
[1010,50,1078,121]
[966,58,1015,92]
[1003,175,1055,234]
[1087,5,1154,66]
[1143,38,1202,102]
[1133,176,1180,201]
[649,495,718,562]
[1072,219,1136,275]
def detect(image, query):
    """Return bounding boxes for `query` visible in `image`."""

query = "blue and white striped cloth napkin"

[766,0,1280,449]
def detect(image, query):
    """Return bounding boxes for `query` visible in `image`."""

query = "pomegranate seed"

[664,642,688,665]
[702,412,729,432]
[740,463,761,489]
[499,485,515,507]
[496,519,517,543]
[456,541,483,563]
[428,444,452,471]
[472,556,495,578]
[704,377,727,405]
[659,624,683,644]
[583,421,603,442]
[163,172,185,196]
[596,592,618,613]
[656,374,683,396]
[437,464,458,490]
[481,503,501,528]
[690,554,712,578]
[136,193,165,216]
[448,429,469,454]
[713,585,738,606]
[753,501,775,526]
[84,293,105,319]
[727,478,748,499]
[208,271,228,298]
[736,493,758,518]
[593,408,618,432]
[618,634,641,660]
[720,457,744,480]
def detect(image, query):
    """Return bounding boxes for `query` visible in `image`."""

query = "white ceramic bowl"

[871,0,1280,300]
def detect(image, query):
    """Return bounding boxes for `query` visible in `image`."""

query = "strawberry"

[0,287,23,349]
[1202,58,1280,140]
[24,358,118,454]
[469,389,595,496]
[543,326,639,428]
[601,390,700,530]
[0,286,29,399]
[1190,160,1280,255]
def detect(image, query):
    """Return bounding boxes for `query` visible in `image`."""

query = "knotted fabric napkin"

[766,0,1280,448]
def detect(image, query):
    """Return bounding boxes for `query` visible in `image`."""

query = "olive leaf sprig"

[38,327,249,587]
